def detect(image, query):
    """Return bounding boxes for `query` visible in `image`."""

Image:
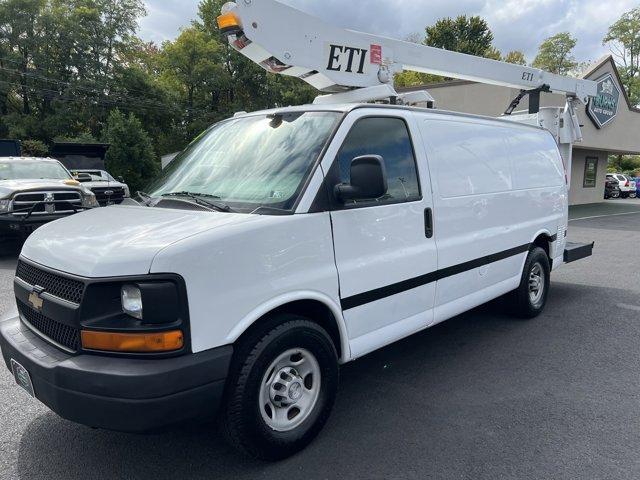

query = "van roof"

[235,103,546,132]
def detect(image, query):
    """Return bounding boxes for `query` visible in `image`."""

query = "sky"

[139,0,638,65]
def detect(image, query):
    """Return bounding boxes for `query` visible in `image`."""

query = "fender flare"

[225,290,351,363]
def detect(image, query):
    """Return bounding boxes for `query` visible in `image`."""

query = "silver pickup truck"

[0,157,99,239]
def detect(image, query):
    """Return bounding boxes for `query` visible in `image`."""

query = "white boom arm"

[219,0,597,104]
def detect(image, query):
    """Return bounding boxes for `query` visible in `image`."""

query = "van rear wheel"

[510,247,550,319]
[221,316,339,461]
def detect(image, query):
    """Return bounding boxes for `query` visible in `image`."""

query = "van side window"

[336,117,421,205]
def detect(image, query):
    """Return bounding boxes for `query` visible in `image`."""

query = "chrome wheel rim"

[528,263,545,306]
[259,348,321,432]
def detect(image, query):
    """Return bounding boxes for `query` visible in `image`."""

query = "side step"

[564,242,594,264]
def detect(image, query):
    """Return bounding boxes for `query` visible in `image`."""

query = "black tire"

[221,315,339,461]
[510,247,551,319]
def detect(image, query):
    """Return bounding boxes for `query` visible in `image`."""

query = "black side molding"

[564,242,594,264]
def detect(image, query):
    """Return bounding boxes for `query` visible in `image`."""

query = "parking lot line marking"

[618,303,640,312]
[569,211,640,222]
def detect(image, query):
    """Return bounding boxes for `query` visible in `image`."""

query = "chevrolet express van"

[1,104,592,460]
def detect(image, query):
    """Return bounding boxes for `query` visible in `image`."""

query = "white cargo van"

[1,104,593,460]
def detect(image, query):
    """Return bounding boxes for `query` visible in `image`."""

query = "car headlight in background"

[81,191,99,208]
[0,199,10,214]
[123,185,131,198]
[121,284,143,319]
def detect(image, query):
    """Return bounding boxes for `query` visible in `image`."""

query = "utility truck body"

[1,0,596,461]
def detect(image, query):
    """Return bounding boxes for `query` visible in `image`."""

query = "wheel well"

[532,234,553,266]
[236,300,343,359]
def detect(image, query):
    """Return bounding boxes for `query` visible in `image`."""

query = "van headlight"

[0,199,10,213]
[82,191,99,208]
[121,284,144,319]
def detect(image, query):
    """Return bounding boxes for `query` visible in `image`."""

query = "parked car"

[604,176,621,199]
[607,173,637,198]
[71,169,130,207]
[0,157,99,238]
[0,106,593,460]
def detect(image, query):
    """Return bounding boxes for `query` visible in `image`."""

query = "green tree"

[532,33,579,75]
[102,110,159,192]
[484,46,502,61]
[162,27,220,121]
[608,155,640,175]
[425,16,495,57]
[504,50,527,65]
[21,139,49,157]
[604,7,640,106]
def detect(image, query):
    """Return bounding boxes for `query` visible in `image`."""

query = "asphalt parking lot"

[1,202,640,480]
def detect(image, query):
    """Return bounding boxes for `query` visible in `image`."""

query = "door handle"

[424,208,434,239]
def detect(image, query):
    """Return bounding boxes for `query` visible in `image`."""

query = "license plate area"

[10,359,35,398]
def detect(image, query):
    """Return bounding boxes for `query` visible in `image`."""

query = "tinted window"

[336,117,420,204]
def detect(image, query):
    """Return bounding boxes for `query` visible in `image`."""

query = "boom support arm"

[219,0,597,103]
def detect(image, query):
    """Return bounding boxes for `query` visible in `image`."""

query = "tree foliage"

[532,33,579,75]
[395,18,502,87]
[425,16,495,57]
[604,7,640,106]
[102,109,158,192]
[0,0,315,189]
[504,50,527,66]
[608,155,640,175]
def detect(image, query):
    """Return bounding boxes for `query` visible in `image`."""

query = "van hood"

[21,205,259,278]
[0,179,84,198]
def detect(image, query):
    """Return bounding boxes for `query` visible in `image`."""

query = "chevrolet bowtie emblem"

[28,290,44,311]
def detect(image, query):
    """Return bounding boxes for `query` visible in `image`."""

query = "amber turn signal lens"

[81,330,184,353]
[217,12,242,33]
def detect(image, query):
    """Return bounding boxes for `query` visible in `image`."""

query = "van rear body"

[1,104,590,459]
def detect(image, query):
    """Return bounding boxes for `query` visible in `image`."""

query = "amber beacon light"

[217,2,242,35]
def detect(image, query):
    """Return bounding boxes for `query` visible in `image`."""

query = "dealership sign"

[587,73,620,129]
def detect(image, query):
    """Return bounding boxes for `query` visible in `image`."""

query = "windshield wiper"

[250,206,293,216]
[136,191,155,206]
[162,191,232,213]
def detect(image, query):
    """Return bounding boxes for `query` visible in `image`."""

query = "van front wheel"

[221,317,339,461]
[511,247,550,319]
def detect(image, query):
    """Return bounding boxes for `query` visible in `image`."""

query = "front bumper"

[0,214,69,237]
[0,315,232,432]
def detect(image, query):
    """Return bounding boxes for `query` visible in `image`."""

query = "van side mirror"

[334,155,388,203]
[117,176,125,183]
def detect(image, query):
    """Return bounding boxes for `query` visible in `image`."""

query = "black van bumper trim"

[0,315,232,432]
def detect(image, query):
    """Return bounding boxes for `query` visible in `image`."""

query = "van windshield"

[147,111,341,213]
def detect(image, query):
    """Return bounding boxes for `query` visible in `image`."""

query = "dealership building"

[401,55,640,205]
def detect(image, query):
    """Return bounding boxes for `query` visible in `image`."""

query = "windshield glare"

[0,161,71,181]
[147,112,341,212]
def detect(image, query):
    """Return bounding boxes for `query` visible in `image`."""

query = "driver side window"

[335,117,421,205]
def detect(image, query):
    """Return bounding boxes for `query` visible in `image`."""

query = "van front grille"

[16,260,85,305]
[17,301,80,352]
